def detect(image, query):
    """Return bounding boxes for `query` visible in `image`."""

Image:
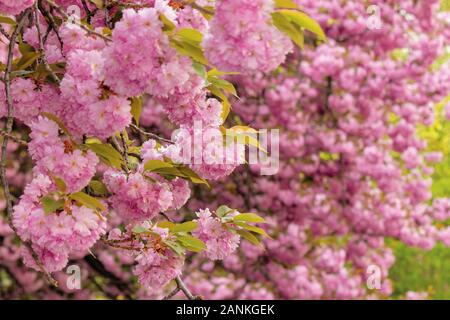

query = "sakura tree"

[0,0,449,300]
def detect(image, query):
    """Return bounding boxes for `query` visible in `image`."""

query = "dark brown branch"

[120,132,131,174]
[0,131,27,146]
[37,1,64,52]
[34,2,61,83]
[43,0,112,42]
[84,255,133,299]
[130,124,174,144]
[81,0,93,24]
[0,9,58,288]
[175,276,201,300]
[0,24,10,41]
[163,286,180,300]
[158,212,200,300]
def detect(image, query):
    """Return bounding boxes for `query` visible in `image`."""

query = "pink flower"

[133,248,184,290]
[0,0,35,15]
[203,0,292,73]
[193,208,240,260]
[12,174,106,272]
[103,170,174,222]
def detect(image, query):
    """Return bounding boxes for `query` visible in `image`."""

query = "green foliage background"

[390,94,450,299]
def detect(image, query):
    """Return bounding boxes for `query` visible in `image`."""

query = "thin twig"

[101,239,137,251]
[183,1,214,15]
[0,9,58,288]
[120,132,130,174]
[43,0,112,42]
[107,0,151,9]
[104,0,112,29]
[34,3,60,83]
[158,212,200,300]
[130,124,173,144]
[81,0,93,24]
[84,255,133,299]
[160,211,173,222]
[175,276,200,300]
[37,1,64,52]
[0,131,27,146]
[163,287,180,300]
[0,24,10,40]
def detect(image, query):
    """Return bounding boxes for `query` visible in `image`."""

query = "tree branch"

[175,276,201,300]
[163,286,180,300]
[0,9,58,288]
[130,124,173,144]
[0,131,27,146]
[43,0,112,42]
[84,255,133,299]
[37,0,64,52]
[34,2,61,83]
[158,212,200,300]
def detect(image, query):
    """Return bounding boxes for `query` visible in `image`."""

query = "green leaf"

[225,126,267,153]
[157,221,176,230]
[160,13,176,32]
[144,160,209,186]
[177,235,206,252]
[272,12,304,49]
[18,41,35,56]
[13,52,41,71]
[85,142,124,169]
[431,51,450,72]
[89,0,104,9]
[177,28,203,43]
[130,97,142,125]
[69,192,106,212]
[236,229,260,245]
[440,0,450,11]
[172,221,198,233]
[216,205,234,217]
[274,0,299,9]
[132,225,148,234]
[171,39,208,65]
[0,15,16,26]
[233,213,266,223]
[207,68,239,77]
[319,151,340,161]
[192,61,207,80]
[53,177,67,193]
[208,77,237,97]
[278,9,326,41]
[164,240,186,256]
[41,196,65,214]
[233,222,270,238]
[177,166,210,186]
[171,28,207,65]
[207,85,231,123]
[144,159,174,172]
[151,167,186,177]
[89,180,109,196]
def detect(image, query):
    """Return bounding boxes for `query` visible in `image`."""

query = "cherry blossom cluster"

[0,0,448,301]
[163,125,244,180]
[0,0,35,15]
[12,174,106,272]
[192,208,240,260]
[203,0,293,73]
[29,116,98,193]
[107,225,184,290]
[176,0,450,299]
